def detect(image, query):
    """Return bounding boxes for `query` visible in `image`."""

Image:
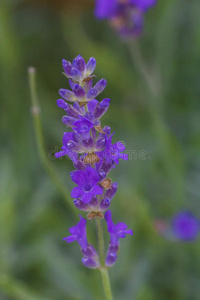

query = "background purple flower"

[172,211,200,241]
[94,0,157,37]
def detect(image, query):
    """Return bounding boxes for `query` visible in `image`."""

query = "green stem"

[100,268,113,300]
[96,218,113,300]
[28,67,76,214]
[96,217,105,266]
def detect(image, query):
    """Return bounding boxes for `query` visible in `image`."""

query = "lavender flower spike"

[56,55,132,273]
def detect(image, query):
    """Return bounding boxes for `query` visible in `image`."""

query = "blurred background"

[1,0,200,299]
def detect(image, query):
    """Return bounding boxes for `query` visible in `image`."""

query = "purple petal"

[71,186,83,198]
[82,244,98,258]
[131,0,157,11]
[85,167,101,185]
[88,197,99,209]
[93,98,110,119]
[62,59,73,76]
[73,117,94,134]
[105,210,114,231]
[63,132,74,145]
[64,104,80,118]
[86,57,96,76]
[95,0,117,19]
[86,88,98,101]
[71,170,87,186]
[92,185,103,196]
[57,99,68,109]
[105,252,118,267]
[66,140,81,152]
[72,55,86,73]
[73,84,85,99]
[59,89,75,102]
[87,99,99,112]
[62,116,77,127]
[95,137,106,151]
[63,236,77,243]
[93,78,107,97]
[55,150,67,158]
[100,198,111,211]
[116,142,126,151]
[83,79,93,93]
[74,199,90,211]
[82,257,99,269]
[71,67,82,82]
[81,192,93,204]
[105,182,118,200]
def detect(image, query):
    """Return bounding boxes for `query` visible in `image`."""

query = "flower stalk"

[96,217,113,300]
[100,268,113,300]
[96,217,105,267]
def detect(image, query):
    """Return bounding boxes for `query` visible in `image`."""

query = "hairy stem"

[96,217,113,300]
[28,67,76,214]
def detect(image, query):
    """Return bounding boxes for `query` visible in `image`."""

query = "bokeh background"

[1,0,200,299]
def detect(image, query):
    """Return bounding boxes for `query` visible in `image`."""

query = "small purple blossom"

[63,215,100,268]
[71,167,103,203]
[105,210,133,245]
[63,214,88,248]
[95,0,157,37]
[172,211,200,241]
[101,134,128,164]
[105,210,133,267]
[72,117,94,136]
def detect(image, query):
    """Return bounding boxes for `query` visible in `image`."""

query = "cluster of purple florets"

[95,0,157,37]
[56,55,133,269]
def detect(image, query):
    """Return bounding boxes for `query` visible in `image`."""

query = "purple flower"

[102,134,128,164]
[100,182,118,211]
[95,0,157,37]
[63,214,88,249]
[95,0,119,19]
[55,132,79,163]
[172,211,200,241]
[72,117,94,135]
[63,215,100,268]
[105,210,133,266]
[86,57,96,76]
[60,56,107,105]
[70,167,103,203]
[105,210,133,245]
[131,0,157,12]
